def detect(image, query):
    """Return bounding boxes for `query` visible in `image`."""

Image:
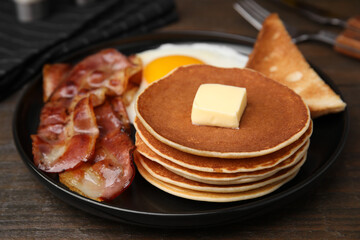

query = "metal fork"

[233,0,338,45]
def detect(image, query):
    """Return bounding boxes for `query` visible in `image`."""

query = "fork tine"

[234,0,298,36]
[233,1,263,30]
[244,0,270,20]
[239,0,266,22]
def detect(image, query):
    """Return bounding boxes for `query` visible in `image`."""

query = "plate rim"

[12,30,349,227]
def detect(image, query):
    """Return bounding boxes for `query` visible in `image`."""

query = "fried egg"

[126,43,249,123]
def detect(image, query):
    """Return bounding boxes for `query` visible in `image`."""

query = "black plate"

[13,31,349,228]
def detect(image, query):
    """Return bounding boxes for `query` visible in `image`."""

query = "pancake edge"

[135,119,313,173]
[135,108,311,158]
[137,137,309,185]
[137,152,306,193]
[134,153,299,202]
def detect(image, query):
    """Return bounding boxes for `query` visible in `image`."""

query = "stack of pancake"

[134,65,312,202]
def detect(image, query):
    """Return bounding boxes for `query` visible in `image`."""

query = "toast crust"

[246,14,346,118]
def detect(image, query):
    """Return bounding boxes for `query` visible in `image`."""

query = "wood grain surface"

[1,0,359,239]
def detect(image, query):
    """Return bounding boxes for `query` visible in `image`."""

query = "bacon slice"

[42,64,72,102]
[33,49,140,200]
[32,96,99,172]
[59,98,135,201]
[127,55,142,86]
[50,49,142,101]
[110,96,131,134]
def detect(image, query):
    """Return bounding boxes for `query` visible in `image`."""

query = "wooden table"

[1,0,359,239]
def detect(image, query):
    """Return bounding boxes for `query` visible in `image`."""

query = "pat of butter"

[191,84,247,128]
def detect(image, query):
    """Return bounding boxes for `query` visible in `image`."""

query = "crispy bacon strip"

[109,96,131,134]
[33,49,140,200]
[32,96,99,172]
[42,64,72,102]
[127,55,142,86]
[59,98,135,201]
[50,49,142,101]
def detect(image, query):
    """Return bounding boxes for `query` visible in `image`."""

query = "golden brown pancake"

[246,14,346,118]
[136,151,305,192]
[136,131,309,184]
[135,118,312,173]
[136,65,310,158]
[134,151,298,202]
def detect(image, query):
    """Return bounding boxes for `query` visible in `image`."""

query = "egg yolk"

[144,55,204,83]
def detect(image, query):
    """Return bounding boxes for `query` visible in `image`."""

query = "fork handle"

[334,28,360,60]
[346,15,360,33]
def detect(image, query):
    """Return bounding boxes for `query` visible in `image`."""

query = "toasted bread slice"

[246,13,346,118]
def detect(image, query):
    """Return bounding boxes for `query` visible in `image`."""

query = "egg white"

[138,43,248,68]
[126,43,249,123]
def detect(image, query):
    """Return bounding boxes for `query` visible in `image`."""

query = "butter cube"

[191,84,247,129]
